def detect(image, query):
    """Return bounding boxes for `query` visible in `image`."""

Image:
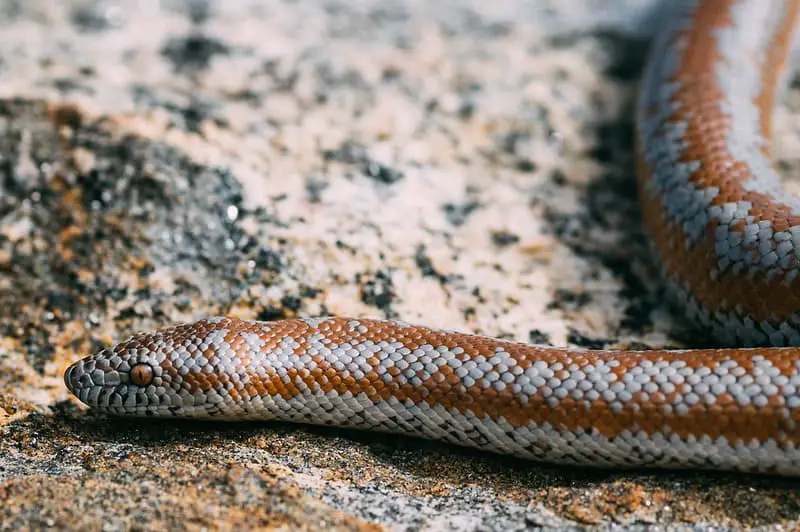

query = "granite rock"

[1,0,799,530]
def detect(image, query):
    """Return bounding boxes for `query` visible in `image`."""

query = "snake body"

[64,0,800,475]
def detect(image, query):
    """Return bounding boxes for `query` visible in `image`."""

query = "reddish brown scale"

[163,318,800,447]
[637,0,800,322]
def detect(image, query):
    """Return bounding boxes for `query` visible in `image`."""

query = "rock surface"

[1,0,800,530]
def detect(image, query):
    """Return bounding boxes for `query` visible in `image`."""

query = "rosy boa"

[64,0,800,475]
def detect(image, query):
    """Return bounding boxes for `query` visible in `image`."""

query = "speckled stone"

[1,0,800,530]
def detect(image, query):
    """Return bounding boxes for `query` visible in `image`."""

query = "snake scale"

[64,0,800,475]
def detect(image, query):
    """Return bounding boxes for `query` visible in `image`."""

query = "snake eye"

[130,363,154,386]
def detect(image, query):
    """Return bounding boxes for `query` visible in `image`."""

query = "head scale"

[64,318,245,418]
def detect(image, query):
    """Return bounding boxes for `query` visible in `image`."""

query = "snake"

[63,0,800,475]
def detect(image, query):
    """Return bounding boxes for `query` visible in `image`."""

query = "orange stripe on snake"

[64,0,800,475]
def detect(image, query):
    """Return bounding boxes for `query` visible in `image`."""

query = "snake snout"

[64,359,90,396]
[64,354,122,407]
[64,362,76,393]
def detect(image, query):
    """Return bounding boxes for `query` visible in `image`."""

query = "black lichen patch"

[162,33,230,73]
[528,329,550,344]
[414,245,457,285]
[70,3,124,32]
[322,142,404,184]
[546,289,592,311]
[358,270,396,315]
[185,0,213,25]
[443,200,479,227]
[130,86,221,134]
[256,293,308,322]
[566,330,610,350]
[0,99,278,370]
[491,230,519,247]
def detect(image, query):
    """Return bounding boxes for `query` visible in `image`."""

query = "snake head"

[64,318,245,418]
